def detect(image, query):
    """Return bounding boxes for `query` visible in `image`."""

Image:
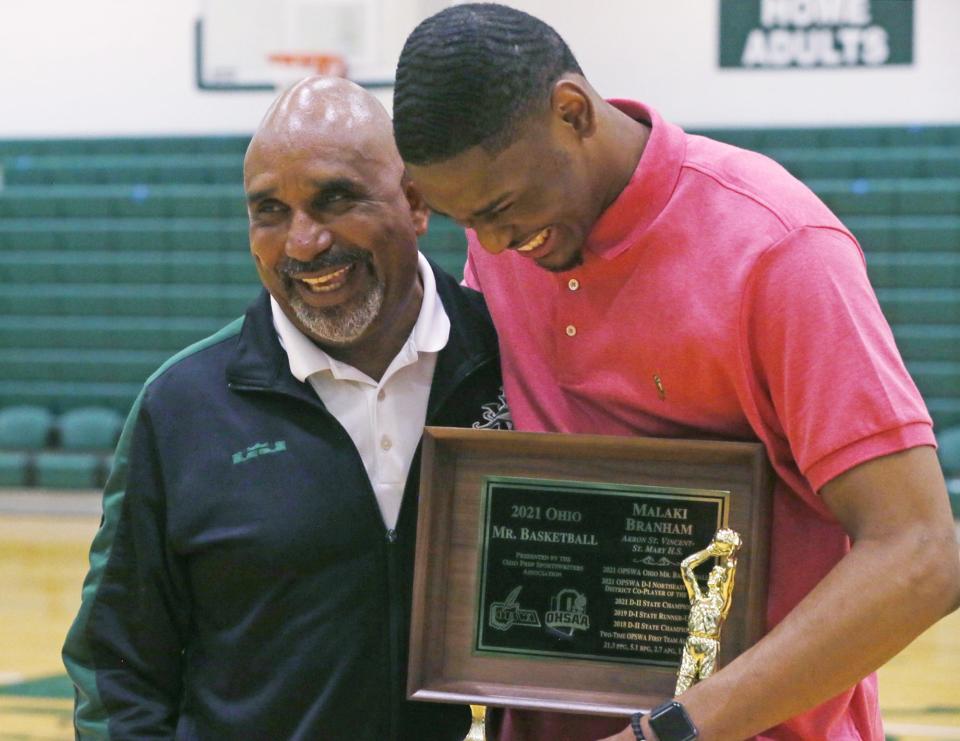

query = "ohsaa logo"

[545,588,590,639]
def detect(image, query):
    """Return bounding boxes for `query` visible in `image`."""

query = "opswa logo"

[489,586,542,631]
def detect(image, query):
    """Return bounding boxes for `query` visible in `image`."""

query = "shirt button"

[380,435,392,451]
[377,389,386,401]
[568,278,580,291]
[565,325,577,337]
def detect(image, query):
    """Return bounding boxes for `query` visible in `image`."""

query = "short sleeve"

[741,226,934,492]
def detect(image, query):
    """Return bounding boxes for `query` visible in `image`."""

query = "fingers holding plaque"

[407,428,772,717]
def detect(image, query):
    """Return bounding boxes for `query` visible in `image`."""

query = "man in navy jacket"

[63,76,507,740]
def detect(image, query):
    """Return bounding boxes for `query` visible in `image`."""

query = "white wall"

[0,0,957,138]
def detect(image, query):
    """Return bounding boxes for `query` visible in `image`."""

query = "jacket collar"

[425,257,499,417]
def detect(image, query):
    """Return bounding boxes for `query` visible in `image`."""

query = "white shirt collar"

[270,252,450,386]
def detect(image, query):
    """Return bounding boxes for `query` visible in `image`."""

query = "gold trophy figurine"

[675,528,742,695]
[464,704,487,740]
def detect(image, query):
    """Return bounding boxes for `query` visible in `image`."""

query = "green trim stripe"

[61,317,244,739]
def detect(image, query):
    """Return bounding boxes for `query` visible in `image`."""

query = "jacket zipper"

[385,527,401,739]
[384,356,497,738]
[381,360,490,739]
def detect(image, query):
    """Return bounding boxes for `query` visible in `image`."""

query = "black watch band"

[632,700,698,741]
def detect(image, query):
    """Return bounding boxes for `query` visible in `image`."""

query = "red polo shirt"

[464,100,934,740]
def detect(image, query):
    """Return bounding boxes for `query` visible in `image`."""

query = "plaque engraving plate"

[476,477,728,667]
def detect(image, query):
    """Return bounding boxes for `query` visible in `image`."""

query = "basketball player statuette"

[675,528,742,695]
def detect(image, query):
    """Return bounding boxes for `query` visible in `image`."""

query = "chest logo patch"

[473,388,514,431]
[653,374,666,401]
[232,440,287,464]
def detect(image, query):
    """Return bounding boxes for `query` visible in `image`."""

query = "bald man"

[62,77,507,740]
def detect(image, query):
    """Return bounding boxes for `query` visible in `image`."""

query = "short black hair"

[393,3,582,165]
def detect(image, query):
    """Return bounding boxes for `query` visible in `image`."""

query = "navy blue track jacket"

[63,263,507,740]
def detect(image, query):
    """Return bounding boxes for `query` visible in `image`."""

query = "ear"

[550,79,596,139]
[403,175,431,236]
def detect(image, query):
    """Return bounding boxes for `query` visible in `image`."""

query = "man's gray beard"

[290,278,385,345]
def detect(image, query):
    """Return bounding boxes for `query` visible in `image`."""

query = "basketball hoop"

[266,52,349,81]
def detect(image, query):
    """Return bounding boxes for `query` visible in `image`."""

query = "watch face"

[649,702,697,741]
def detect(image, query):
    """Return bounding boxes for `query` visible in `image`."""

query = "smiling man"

[62,76,507,740]
[245,80,425,381]
[393,4,960,741]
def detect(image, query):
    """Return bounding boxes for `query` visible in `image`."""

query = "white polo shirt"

[270,253,450,529]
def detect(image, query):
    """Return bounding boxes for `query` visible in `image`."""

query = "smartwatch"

[630,700,698,741]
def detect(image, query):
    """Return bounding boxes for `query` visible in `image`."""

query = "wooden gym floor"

[0,493,958,741]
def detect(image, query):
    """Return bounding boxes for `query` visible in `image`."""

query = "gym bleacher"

[0,127,959,506]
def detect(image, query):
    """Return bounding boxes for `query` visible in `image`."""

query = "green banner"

[719,0,914,69]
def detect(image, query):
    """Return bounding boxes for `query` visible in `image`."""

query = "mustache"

[277,246,371,277]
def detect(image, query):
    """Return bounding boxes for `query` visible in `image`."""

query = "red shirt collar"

[584,100,687,260]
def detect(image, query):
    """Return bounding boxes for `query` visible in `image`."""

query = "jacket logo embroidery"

[232,440,287,464]
[472,388,514,430]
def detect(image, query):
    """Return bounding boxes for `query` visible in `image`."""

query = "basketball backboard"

[196,0,454,91]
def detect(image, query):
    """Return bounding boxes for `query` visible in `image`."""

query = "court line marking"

[885,722,960,738]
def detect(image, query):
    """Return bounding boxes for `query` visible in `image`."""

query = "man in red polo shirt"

[392,4,960,740]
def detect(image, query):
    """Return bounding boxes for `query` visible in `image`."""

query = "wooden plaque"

[407,427,773,716]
